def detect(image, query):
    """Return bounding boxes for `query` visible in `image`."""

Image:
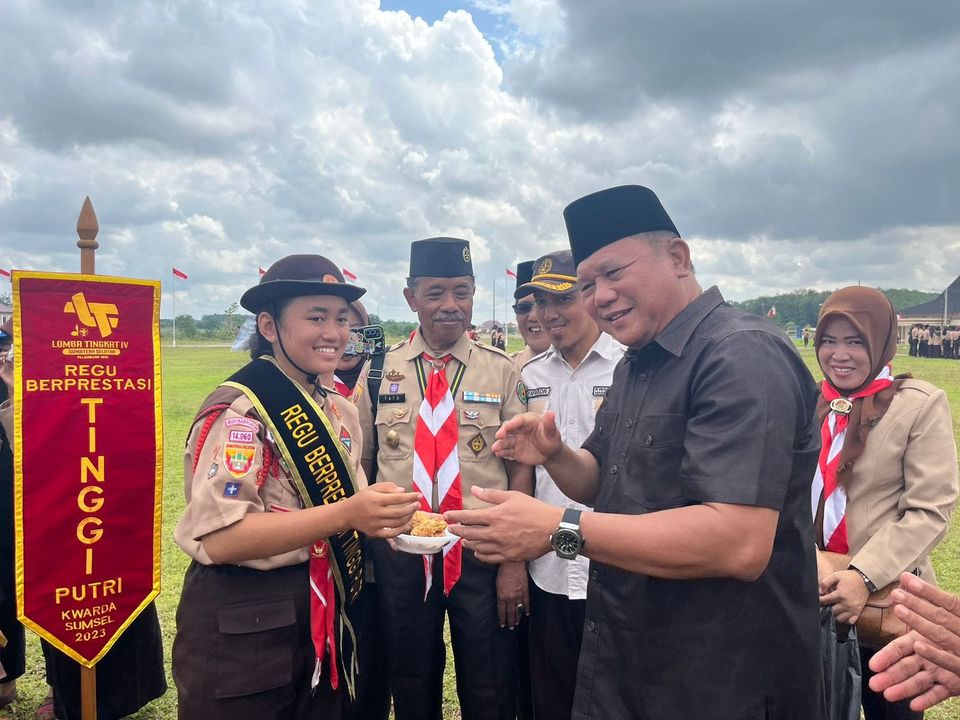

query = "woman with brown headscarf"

[814,286,959,719]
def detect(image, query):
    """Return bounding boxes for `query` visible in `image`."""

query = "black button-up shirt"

[575,287,823,720]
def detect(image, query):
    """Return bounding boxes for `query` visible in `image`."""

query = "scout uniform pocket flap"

[375,405,415,427]
[217,597,296,634]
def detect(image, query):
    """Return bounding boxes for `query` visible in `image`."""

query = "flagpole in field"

[172,273,176,348]
[504,273,508,345]
[492,276,496,335]
[75,196,100,720]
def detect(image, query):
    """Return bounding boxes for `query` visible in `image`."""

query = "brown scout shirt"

[175,386,366,571]
[357,330,525,510]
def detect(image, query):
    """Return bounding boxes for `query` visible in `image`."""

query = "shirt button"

[590,568,600,581]
[609,464,618,474]
[625,418,634,428]
[643,434,654,446]
[638,373,648,382]
[586,620,596,632]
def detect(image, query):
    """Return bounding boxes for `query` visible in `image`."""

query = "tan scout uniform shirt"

[175,385,366,571]
[509,345,539,369]
[358,330,525,510]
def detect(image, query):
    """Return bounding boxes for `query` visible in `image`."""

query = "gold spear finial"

[76,196,99,274]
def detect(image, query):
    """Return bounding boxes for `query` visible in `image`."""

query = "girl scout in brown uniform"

[172,256,419,720]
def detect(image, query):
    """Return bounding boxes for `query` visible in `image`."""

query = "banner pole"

[76,196,99,720]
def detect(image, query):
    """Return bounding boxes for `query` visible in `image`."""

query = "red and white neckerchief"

[412,344,463,598]
[811,365,894,552]
[333,374,351,398]
[271,520,338,690]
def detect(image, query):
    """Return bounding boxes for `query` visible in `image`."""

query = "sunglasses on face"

[512,302,534,315]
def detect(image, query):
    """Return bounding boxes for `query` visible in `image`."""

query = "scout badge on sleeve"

[223,356,364,698]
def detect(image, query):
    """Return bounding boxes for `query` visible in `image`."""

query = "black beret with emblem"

[517,249,578,296]
[563,185,679,268]
[409,237,473,279]
[512,260,535,300]
[241,254,365,313]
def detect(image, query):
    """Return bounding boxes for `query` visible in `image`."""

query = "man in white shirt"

[516,249,624,720]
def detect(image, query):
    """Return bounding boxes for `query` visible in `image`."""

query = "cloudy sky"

[2,0,959,321]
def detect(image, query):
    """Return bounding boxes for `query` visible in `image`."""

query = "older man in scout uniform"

[510,260,551,368]
[358,237,530,720]
[448,186,824,720]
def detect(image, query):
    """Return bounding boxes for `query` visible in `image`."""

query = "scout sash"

[223,356,363,698]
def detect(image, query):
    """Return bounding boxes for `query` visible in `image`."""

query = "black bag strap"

[366,350,386,483]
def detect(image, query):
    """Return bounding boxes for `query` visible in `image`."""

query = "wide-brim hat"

[241,254,365,313]
[517,250,578,296]
[513,260,535,300]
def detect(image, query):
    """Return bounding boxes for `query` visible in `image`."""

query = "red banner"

[12,272,162,667]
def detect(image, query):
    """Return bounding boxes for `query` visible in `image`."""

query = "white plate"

[394,530,458,555]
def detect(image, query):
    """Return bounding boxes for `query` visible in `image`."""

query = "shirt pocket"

[620,413,688,510]
[594,409,619,439]
[214,597,297,698]
[458,407,502,463]
[375,405,415,460]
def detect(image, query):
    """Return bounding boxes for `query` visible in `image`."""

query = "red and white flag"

[506,268,517,279]
[342,267,358,282]
[766,305,777,318]
[172,267,188,280]
[0,268,10,278]
[258,267,267,277]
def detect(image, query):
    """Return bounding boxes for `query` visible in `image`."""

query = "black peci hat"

[409,237,473,279]
[513,260,535,299]
[517,250,578,296]
[240,254,365,314]
[563,185,679,268]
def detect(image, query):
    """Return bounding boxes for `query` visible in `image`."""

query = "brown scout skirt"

[173,560,342,720]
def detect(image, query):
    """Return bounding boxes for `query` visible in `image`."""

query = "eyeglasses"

[512,302,534,315]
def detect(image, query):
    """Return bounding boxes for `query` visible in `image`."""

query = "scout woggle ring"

[829,398,853,415]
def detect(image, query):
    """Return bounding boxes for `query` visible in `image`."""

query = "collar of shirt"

[541,331,625,368]
[628,286,725,360]
[404,327,472,366]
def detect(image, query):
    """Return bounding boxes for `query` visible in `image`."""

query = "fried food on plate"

[409,511,447,537]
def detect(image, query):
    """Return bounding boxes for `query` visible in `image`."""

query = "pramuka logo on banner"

[55,291,128,360]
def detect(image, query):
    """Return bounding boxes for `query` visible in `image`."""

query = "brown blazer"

[844,378,958,588]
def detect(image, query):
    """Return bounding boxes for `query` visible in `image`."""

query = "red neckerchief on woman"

[811,365,894,552]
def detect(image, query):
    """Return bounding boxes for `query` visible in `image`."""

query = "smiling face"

[532,288,598,360]
[403,276,474,352]
[258,294,350,386]
[577,234,695,349]
[817,316,872,391]
[514,292,551,353]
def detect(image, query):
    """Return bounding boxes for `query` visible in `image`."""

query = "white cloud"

[0,0,958,323]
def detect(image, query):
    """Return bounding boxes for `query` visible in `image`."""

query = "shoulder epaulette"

[472,340,511,360]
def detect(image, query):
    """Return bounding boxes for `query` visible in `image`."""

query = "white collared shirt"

[521,332,625,599]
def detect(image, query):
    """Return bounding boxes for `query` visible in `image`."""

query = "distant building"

[0,304,11,326]
[897,275,960,341]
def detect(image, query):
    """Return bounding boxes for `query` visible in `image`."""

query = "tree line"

[731,288,938,330]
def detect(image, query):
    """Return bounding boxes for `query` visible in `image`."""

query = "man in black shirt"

[447,185,824,720]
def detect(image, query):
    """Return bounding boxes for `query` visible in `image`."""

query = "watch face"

[552,528,582,557]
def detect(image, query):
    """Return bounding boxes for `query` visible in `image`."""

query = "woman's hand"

[345,483,421,538]
[820,569,871,624]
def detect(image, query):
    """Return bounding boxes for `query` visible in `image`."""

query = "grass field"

[6,341,960,719]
